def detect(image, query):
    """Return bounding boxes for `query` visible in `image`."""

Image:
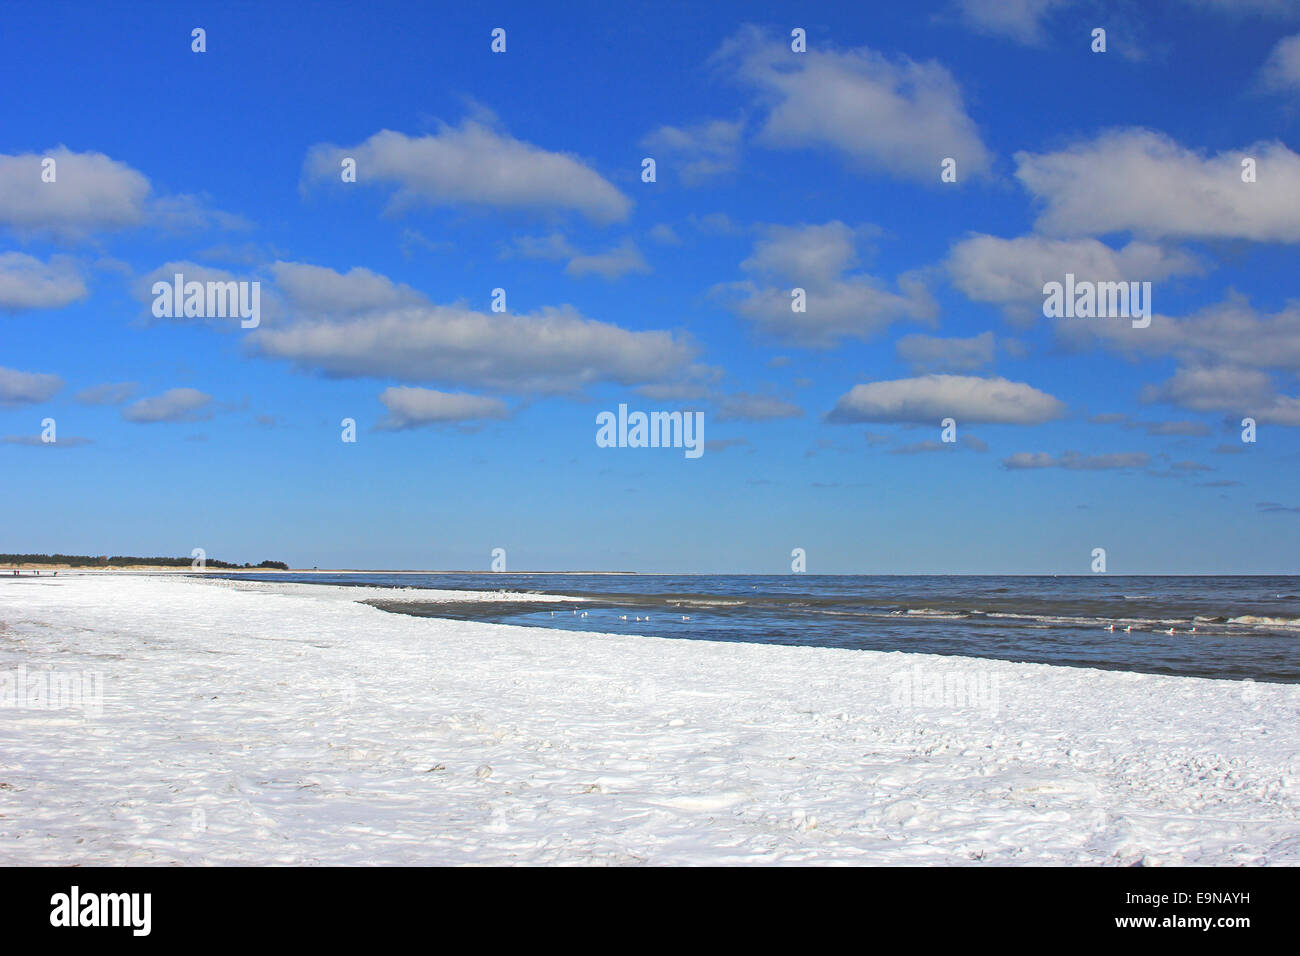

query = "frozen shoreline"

[1,574,1298,865]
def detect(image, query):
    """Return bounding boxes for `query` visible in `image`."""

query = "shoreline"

[8,567,1298,577]
[2,573,1298,864]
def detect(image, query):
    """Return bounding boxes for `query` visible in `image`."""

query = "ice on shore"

[1,574,1298,865]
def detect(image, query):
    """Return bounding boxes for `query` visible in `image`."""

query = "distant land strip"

[1,554,289,570]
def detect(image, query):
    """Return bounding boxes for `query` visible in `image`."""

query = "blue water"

[218,573,1300,683]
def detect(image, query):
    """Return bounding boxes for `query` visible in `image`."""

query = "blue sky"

[3,0,1300,572]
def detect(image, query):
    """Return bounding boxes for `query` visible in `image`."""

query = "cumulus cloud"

[146,193,251,233]
[251,261,698,394]
[896,331,995,373]
[0,252,87,311]
[1140,365,1273,409]
[715,26,991,181]
[715,392,804,422]
[261,261,413,317]
[565,239,651,280]
[1015,129,1300,241]
[1001,450,1151,470]
[302,120,630,224]
[1070,294,1300,373]
[74,382,138,405]
[0,366,63,406]
[648,223,682,245]
[1139,365,1300,425]
[123,388,213,423]
[0,147,149,239]
[507,234,650,280]
[947,233,1202,318]
[376,387,510,429]
[135,260,267,328]
[826,374,1065,425]
[947,0,1069,45]
[642,118,743,184]
[1185,0,1300,15]
[1142,419,1211,436]
[719,221,935,347]
[1260,33,1300,91]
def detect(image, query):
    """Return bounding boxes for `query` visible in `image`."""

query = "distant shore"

[5,566,641,575]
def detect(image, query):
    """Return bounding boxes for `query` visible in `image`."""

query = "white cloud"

[0,366,63,405]
[0,147,149,239]
[1139,365,1300,425]
[715,26,991,181]
[721,222,935,347]
[648,223,682,245]
[303,120,631,224]
[1260,32,1300,91]
[826,374,1065,425]
[947,233,1202,317]
[267,261,417,316]
[715,393,804,422]
[642,118,743,184]
[74,382,138,405]
[377,387,510,429]
[147,193,251,232]
[507,234,651,280]
[1015,128,1300,240]
[565,239,651,280]
[1067,294,1300,373]
[948,0,1069,45]
[508,232,577,262]
[135,260,267,329]
[1002,450,1150,470]
[251,262,698,394]
[742,220,860,282]
[1183,0,1300,15]
[0,253,87,311]
[896,331,995,373]
[123,388,213,423]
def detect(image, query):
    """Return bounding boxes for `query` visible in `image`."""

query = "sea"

[219,573,1300,683]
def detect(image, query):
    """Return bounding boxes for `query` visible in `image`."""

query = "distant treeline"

[1,554,290,570]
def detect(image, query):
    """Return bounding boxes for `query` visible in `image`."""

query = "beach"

[2,573,1298,865]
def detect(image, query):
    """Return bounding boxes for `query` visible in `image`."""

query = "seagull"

[1105,624,1115,632]
[681,615,691,621]
[1123,625,1132,632]
[1165,627,1176,635]
[620,615,628,620]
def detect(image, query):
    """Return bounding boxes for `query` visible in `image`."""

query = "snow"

[1,573,1298,865]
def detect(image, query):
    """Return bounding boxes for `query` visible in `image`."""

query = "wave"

[1228,615,1300,628]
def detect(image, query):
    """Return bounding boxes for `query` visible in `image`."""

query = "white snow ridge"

[1,574,1298,865]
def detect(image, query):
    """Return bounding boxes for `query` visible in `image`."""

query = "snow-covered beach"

[1,573,1298,865]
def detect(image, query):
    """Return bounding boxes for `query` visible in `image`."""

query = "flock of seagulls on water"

[1104,623,1196,635]
[547,609,692,621]
[543,613,1190,634]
